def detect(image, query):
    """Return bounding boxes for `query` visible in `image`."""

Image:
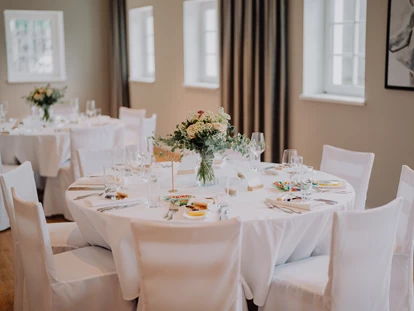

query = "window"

[184,0,219,88]
[200,2,218,83]
[128,6,155,82]
[4,10,66,83]
[325,0,366,97]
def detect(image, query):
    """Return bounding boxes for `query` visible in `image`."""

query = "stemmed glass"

[0,101,8,123]
[86,100,96,118]
[281,149,299,198]
[250,132,266,171]
[141,156,162,208]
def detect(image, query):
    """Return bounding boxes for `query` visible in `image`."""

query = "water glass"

[103,166,117,199]
[141,156,161,208]
[226,177,240,197]
[301,166,313,201]
[70,98,79,114]
[215,178,230,208]
[86,100,96,118]
[113,148,127,187]
[95,108,102,124]
[281,149,299,197]
[0,101,8,123]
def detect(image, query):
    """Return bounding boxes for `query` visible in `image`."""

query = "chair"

[390,165,414,311]
[0,153,18,231]
[43,125,123,219]
[259,197,403,311]
[139,114,157,155]
[119,107,146,145]
[130,218,247,311]
[77,148,115,177]
[0,162,89,311]
[320,145,375,210]
[12,188,136,311]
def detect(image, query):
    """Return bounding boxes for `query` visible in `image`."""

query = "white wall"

[127,0,220,137]
[289,0,414,208]
[0,0,111,118]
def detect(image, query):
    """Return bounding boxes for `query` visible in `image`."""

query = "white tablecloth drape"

[66,163,355,306]
[0,118,124,177]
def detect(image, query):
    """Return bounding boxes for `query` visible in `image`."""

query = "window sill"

[299,93,366,107]
[129,77,155,83]
[184,82,219,90]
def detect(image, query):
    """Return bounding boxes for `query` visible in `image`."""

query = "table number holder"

[168,161,178,193]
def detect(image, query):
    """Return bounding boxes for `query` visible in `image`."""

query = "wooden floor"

[0,216,68,311]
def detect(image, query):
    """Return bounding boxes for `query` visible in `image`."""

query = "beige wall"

[0,0,111,117]
[289,0,414,207]
[127,0,220,137]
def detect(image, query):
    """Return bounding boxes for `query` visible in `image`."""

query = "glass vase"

[196,152,217,187]
[41,106,53,122]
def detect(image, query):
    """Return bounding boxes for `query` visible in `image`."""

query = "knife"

[97,202,143,213]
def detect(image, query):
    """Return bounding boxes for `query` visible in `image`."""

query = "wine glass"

[0,101,8,123]
[70,98,79,114]
[250,132,265,171]
[281,149,299,198]
[86,100,96,118]
[141,156,162,208]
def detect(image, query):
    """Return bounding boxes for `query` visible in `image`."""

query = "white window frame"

[183,0,219,89]
[128,6,155,83]
[4,10,66,83]
[324,0,366,97]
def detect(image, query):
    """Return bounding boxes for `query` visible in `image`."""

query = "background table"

[0,117,124,177]
[66,162,355,306]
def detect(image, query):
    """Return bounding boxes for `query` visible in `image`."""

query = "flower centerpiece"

[23,84,66,122]
[156,108,250,186]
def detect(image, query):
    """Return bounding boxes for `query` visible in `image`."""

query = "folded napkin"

[75,177,105,186]
[314,180,347,190]
[266,196,325,211]
[85,194,143,208]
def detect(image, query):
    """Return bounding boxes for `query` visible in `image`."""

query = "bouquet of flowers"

[156,107,250,186]
[23,84,66,122]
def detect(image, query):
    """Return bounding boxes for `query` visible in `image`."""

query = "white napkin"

[314,179,347,189]
[75,177,105,186]
[265,196,325,211]
[85,194,144,207]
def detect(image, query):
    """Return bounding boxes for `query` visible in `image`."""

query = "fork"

[167,207,179,220]
[164,205,174,219]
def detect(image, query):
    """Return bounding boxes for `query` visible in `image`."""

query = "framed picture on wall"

[385,0,414,90]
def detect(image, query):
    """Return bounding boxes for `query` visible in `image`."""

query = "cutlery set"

[164,204,179,220]
[265,201,301,214]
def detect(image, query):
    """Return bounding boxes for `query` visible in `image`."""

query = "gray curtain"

[109,0,130,118]
[219,0,287,162]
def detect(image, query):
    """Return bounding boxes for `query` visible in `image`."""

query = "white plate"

[183,210,210,220]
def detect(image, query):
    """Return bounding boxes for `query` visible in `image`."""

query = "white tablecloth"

[66,162,355,306]
[0,118,124,177]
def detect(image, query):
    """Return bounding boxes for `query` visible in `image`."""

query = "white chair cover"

[320,145,375,210]
[139,114,157,155]
[0,162,89,311]
[119,107,146,145]
[390,165,414,311]
[43,125,124,219]
[12,189,136,311]
[77,148,115,178]
[0,153,18,231]
[130,218,247,311]
[260,198,403,311]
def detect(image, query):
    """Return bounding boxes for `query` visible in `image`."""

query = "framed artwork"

[385,0,414,90]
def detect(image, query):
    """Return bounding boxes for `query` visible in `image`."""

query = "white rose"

[186,124,196,139]
[46,89,53,97]
[212,122,227,133]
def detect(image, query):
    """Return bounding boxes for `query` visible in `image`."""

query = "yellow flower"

[46,89,53,97]
[38,88,44,94]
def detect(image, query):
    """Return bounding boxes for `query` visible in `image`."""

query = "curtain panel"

[109,0,130,117]
[219,0,288,162]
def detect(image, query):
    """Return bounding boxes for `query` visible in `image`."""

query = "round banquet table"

[66,161,355,306]
[0,117,124,177]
